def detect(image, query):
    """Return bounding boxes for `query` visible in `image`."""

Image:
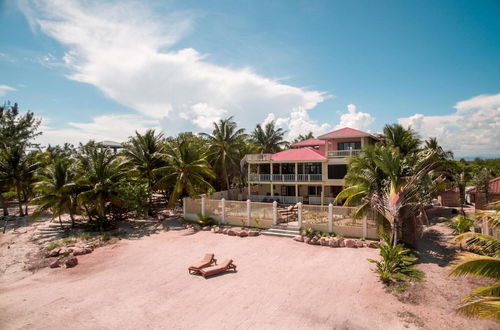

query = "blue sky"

[0,0,499,157]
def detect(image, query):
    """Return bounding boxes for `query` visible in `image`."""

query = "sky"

[0,0,499,158]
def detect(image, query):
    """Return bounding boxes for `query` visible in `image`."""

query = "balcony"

[248,174,322,182]
[327,149,361,158]
[246,154,272,162]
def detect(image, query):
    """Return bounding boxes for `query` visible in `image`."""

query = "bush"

[368,234,422,284]
[112,180,149,218]
[448,215,474,234]
[197,214,215,226]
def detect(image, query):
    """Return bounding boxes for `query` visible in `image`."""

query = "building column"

[295,184,299,202]
[270,162,274,196]
[295,162,298,181]
[321,184,324,206]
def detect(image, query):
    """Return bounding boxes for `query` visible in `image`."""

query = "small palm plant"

[450,210,500,319]
[448,215,474,234]
[368,234,422,283]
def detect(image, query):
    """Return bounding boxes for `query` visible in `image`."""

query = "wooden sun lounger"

[199,259,237,278]
[188,253,217,275]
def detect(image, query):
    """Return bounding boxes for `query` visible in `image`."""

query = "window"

[328,164,348,179]
[337,141,361,150]
[305,162,322,174]
[308,186,321,196]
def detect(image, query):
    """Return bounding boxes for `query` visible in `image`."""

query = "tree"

[31,158,79,227]
[292,132,315,144]
[200,117,246,190]
[475,168,493,204]
[155,138,215,206]
[250,120,287,153]
[0,145,38,216]
[123,129,165,213]
[380,124,421,157]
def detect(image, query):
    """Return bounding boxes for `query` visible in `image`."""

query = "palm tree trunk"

[69,211,76,227]
[392,216,399,247]
[58,214,63,229]
[0,194,8,216]
[16,184,24,217]
[24,203,29,216]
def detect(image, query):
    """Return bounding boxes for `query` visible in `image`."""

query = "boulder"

[72,247,88,256]
[248,231,259,237]
[304,237,311,244]
[320,237,330,246]
[329,238,339,247]
[368,241,378,248]
[212,226,220,233]
[310,237,319,245]
[49,259,61,268]
[222,228,229,235]
[192,224,201,231]
[293,235,304,242]
[239,230,249,237]
[65,257,78,268]
[345,239,356,248]
[355,241,365,248]
[202,226,211,231]
[337,238,345,247]
[228,229,236,236]
[47,248,61,258]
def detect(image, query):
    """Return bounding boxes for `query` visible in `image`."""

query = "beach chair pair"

[188,253,237,278]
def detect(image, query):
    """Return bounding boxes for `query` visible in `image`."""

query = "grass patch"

[45,241,60,251]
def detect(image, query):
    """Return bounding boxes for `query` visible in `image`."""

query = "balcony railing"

[248,195,303,204]
[246,154,272,162]
[248,174,322,182]
[327,149,361,158]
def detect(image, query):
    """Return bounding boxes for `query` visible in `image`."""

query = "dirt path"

[0,220,498,329]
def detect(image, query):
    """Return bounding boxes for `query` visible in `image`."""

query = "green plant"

[61,237,75,244]
[300,226,316,239]
[336,233,344,238]
[448,215,474,234]
[253,217,262,229]
[240,218,246,227]
[197,214,215,226]
[45,241,60,251]
[360,236,366,241]
[367,234,422,283]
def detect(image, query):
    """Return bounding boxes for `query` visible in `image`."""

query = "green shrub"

[112,180,150,218]
[448,215,474,234]
[197,214,215,226]
[45,242,60,251]
[300,226,316,239]
[368,234,422,283]
[253,218,262,229]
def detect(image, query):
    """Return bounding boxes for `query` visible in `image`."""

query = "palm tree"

[0,145,38,216]
[380,124,421,157]
[31,158,80,227]
[450,211,500,319]
[292,132,315,144]
[75,144,126,224]
[155,138,215,206]
[123,129,165,213]
[200,117,246,190]
[425,137,453,159]
[250,120,287,153]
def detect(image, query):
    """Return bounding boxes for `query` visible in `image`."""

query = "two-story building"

[244,127,378,205]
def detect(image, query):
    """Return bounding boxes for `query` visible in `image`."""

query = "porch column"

[295,184,299,202]
[321,184,324,206]
[247,164,251,198]
[295,162,298,181]
[270,162,274,196]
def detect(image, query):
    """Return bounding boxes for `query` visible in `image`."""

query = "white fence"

[184,197,378,239]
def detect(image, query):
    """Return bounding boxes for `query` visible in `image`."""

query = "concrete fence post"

[272,201,278,225]
[363,217,368,238]
[221,198,225,225]
[201,196,206,216]
[246,199,252,227]
[328,203,333,233]
[297,202,303,229]
[183,197,186,219]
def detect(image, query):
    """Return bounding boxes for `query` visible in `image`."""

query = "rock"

[345,239,356,248]
[337,238,345,247]
[228,229,236,236]
[248,231,259,237]
[368,241,378,248]
[72,247,88,256]
[47,248,61,258]
[329,238,339,247]
[212,226,220,233]
[222,228,229,234]
[239,230,248,237]
[304,237,311,244]
[320,237,329,246]
[293,235,304,242]
[202,226,210,231]
[65,257,78,268]
[355,241,365,248]
[310,237,319,245]
[49,259,61,268]
[192,224,201,231]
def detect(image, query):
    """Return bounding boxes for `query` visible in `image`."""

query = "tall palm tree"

[250,120,287,153]
[75,144,126,223]
[0,145,38,216]
[200,117,246,190]
[380,124,421,157]
[123,129,165,213]
[425,137,454,159]
[450,211,500,319]
[155,138,215,206]
[31,158,80,227]
[293,132,315,144]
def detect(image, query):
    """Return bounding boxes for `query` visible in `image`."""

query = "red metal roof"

[468,177,500,194]
[271,147,326,161]
[291,138,325,147]
[318,127,371,139]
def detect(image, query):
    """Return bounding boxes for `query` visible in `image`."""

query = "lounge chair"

[188,253,217,275]
[199,259,237,278]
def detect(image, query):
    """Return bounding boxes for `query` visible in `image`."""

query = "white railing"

[248,195,303,204]
[327,149,361,158]
[246,154,272,162]
[309,196,337,205]
[248,174,322,182]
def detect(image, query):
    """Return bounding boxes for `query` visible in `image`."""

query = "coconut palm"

[30,158,80,227]
[250,120,287,154]
[200,117,246,190]
[155,138,215,206]
[425,137,454,159]
[0,145,38,216]
[75,144,126,223]
[292,132,315,144]
[123,129,165,213]
[450,211,500,319]
[380,124,421,157]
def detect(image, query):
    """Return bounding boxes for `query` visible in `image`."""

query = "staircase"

[261,225,300,238]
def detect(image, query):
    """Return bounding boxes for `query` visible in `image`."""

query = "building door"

[281,185,295,196]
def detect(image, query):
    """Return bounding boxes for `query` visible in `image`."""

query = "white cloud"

[0,85,16,97]
[20,0,327,134]
[37,114,160,146]
[398,93,500,157]
[334,104,375,131]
